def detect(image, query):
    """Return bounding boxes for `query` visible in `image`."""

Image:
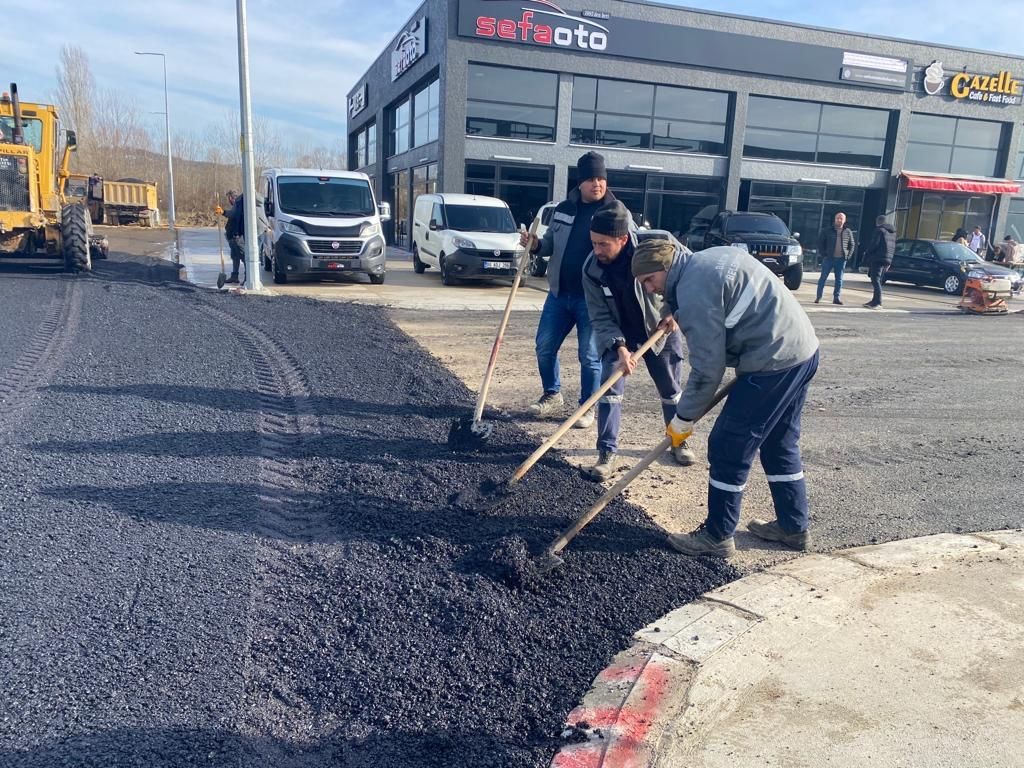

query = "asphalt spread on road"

[0,252,737,767]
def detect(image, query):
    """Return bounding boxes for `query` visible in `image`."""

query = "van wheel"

[529,251,547,277]
[412,246,426,274]
[272,256,288,284]
[440,254,458,286]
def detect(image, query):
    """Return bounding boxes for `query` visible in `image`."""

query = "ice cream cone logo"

[923,61,945,95]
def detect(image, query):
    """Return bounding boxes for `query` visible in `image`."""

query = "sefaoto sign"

[456,0,910,90]
[392,18,427,82]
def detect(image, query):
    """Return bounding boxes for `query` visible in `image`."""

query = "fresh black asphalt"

[0,248,737,767]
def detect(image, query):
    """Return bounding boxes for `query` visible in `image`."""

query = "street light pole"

[134,51,176,230]
[235,0,263,290]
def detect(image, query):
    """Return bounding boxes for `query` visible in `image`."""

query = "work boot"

[833,297,843,305]
[863,302,881,309]
[748,519,810,551]
[586,450,618,481]
[529,392,564,418]
[573,408,595,429]
[225,275,240,285]
[667,523,735,558]
[672,440,696,466]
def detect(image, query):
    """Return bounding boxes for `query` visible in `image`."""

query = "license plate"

[483,260,511,270]
[324,261,351,270]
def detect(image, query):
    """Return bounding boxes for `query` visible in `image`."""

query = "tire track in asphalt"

[0,279,82,436]
[193,300,326,766]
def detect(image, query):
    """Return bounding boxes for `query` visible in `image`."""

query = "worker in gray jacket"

[581,201,696,481]
[631,240,820,558]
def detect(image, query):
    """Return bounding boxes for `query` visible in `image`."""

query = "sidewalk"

[175,227,549,310]
[553,530,1024,768]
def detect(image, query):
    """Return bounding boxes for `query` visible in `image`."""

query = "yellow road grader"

[0,83,107,273]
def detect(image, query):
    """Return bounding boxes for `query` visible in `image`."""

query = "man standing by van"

[521,151,620,427]
[582,201,695,480]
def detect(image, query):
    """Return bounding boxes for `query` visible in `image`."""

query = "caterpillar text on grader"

[0,83,107,273]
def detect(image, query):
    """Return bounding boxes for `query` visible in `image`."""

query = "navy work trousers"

[597,331,685,454]
[704,350,819,540]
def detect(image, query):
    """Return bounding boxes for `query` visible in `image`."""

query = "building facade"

[347,0,1024,258]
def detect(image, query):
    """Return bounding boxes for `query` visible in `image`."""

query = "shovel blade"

[533,550,565,575]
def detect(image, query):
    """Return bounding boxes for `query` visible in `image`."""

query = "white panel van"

[411,193,522,285]
[259,168,391,284]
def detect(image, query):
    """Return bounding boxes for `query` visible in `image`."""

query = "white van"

[259,168,391,284]
[411,193,521,285]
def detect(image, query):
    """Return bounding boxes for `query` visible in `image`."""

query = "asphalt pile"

[0,254,737,768]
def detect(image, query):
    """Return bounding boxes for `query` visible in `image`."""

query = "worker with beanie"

[631,240,820,558]
[521,151,625,427]
[581,203,696,480]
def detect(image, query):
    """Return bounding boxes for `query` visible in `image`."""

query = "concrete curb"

[550,529,1024,767]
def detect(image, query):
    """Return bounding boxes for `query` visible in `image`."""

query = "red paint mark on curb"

[551,655,672,768]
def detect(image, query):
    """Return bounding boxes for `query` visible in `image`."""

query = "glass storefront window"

[464,161,553,228]
[1004,198,1024,241]
[392,98,410,156]
[744,96,890,169]
[368,124,377,165]
[413,80,439,147]
[905,113,1004,177]
[349,122,377,169]
[467,64,558,142]
[894,190,994,241]
[572,76,728,155]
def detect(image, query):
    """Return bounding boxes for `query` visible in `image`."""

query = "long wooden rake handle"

[543,378,736,560]
[508,327,668,485]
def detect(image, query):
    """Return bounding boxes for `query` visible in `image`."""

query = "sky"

[4,0,1022,151]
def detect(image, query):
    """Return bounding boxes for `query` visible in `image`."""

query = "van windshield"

[445,204,516,233]
[277,176,374,217]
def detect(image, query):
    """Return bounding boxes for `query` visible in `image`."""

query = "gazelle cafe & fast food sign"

[923,61,1022,105]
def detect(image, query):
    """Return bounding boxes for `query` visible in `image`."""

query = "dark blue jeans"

[597,331,685,453]
[535,292,601,405]
[704,351,819,540]
[868,263,888,306]
[816,256,846,301]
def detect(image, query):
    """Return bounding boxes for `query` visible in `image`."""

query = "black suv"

[703,210,804,290]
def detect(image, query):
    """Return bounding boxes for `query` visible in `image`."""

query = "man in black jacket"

[863,215,896,309]
[815,212,855,305]
[224,191,246,285]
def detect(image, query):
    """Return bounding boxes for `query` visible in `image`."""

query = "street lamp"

[134,51,176,230]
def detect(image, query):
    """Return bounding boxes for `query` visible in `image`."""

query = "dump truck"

[0,83,106,272]
[86,176,160,227]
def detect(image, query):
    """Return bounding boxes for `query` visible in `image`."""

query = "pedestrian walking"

[968,225,988,257]
[224,190,246,285]
[521,151,623,427]
[631,240,820,558]
[862,215,896,309]
[815,212,855,305]
[580,201,696,481]
[952,228,969,247]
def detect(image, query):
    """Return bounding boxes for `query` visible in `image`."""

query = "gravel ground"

[0,242,737,767]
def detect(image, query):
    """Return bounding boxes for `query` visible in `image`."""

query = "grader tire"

[62,203,93,273]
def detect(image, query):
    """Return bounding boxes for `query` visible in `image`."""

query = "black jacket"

[818,226,856,260]
[865,224,896,266]
[225,195,246,239]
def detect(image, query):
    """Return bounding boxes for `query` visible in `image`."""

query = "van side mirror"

[792,232,800,239]
[429,220,438,231]
[378,202,391,222]
[65,130,77,151]
[264,199,274,217]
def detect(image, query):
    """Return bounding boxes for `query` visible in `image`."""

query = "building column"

[724,92,748,210]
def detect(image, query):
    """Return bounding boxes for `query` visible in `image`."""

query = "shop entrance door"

[391,169,411,250]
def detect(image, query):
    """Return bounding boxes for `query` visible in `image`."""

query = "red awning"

[901,172,1020,195]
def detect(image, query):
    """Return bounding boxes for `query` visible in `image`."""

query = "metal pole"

[134,51,176,231]
[161,55,176,230]
[236,0,263,290]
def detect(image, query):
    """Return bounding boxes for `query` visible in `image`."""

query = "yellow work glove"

[665,416,693,448]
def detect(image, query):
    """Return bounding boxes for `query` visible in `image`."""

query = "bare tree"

[55,45,97,165]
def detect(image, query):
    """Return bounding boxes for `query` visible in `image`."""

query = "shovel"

[532,378,736,575]
[506,327,667,487]
[448,221,537,448]
[215,223,228,289]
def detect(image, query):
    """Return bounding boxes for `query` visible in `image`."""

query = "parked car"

[259,168,390,285]
[527,201,557,277]
[412,193,522,285]
[885,239,1024,295]
[703,210,804,290]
